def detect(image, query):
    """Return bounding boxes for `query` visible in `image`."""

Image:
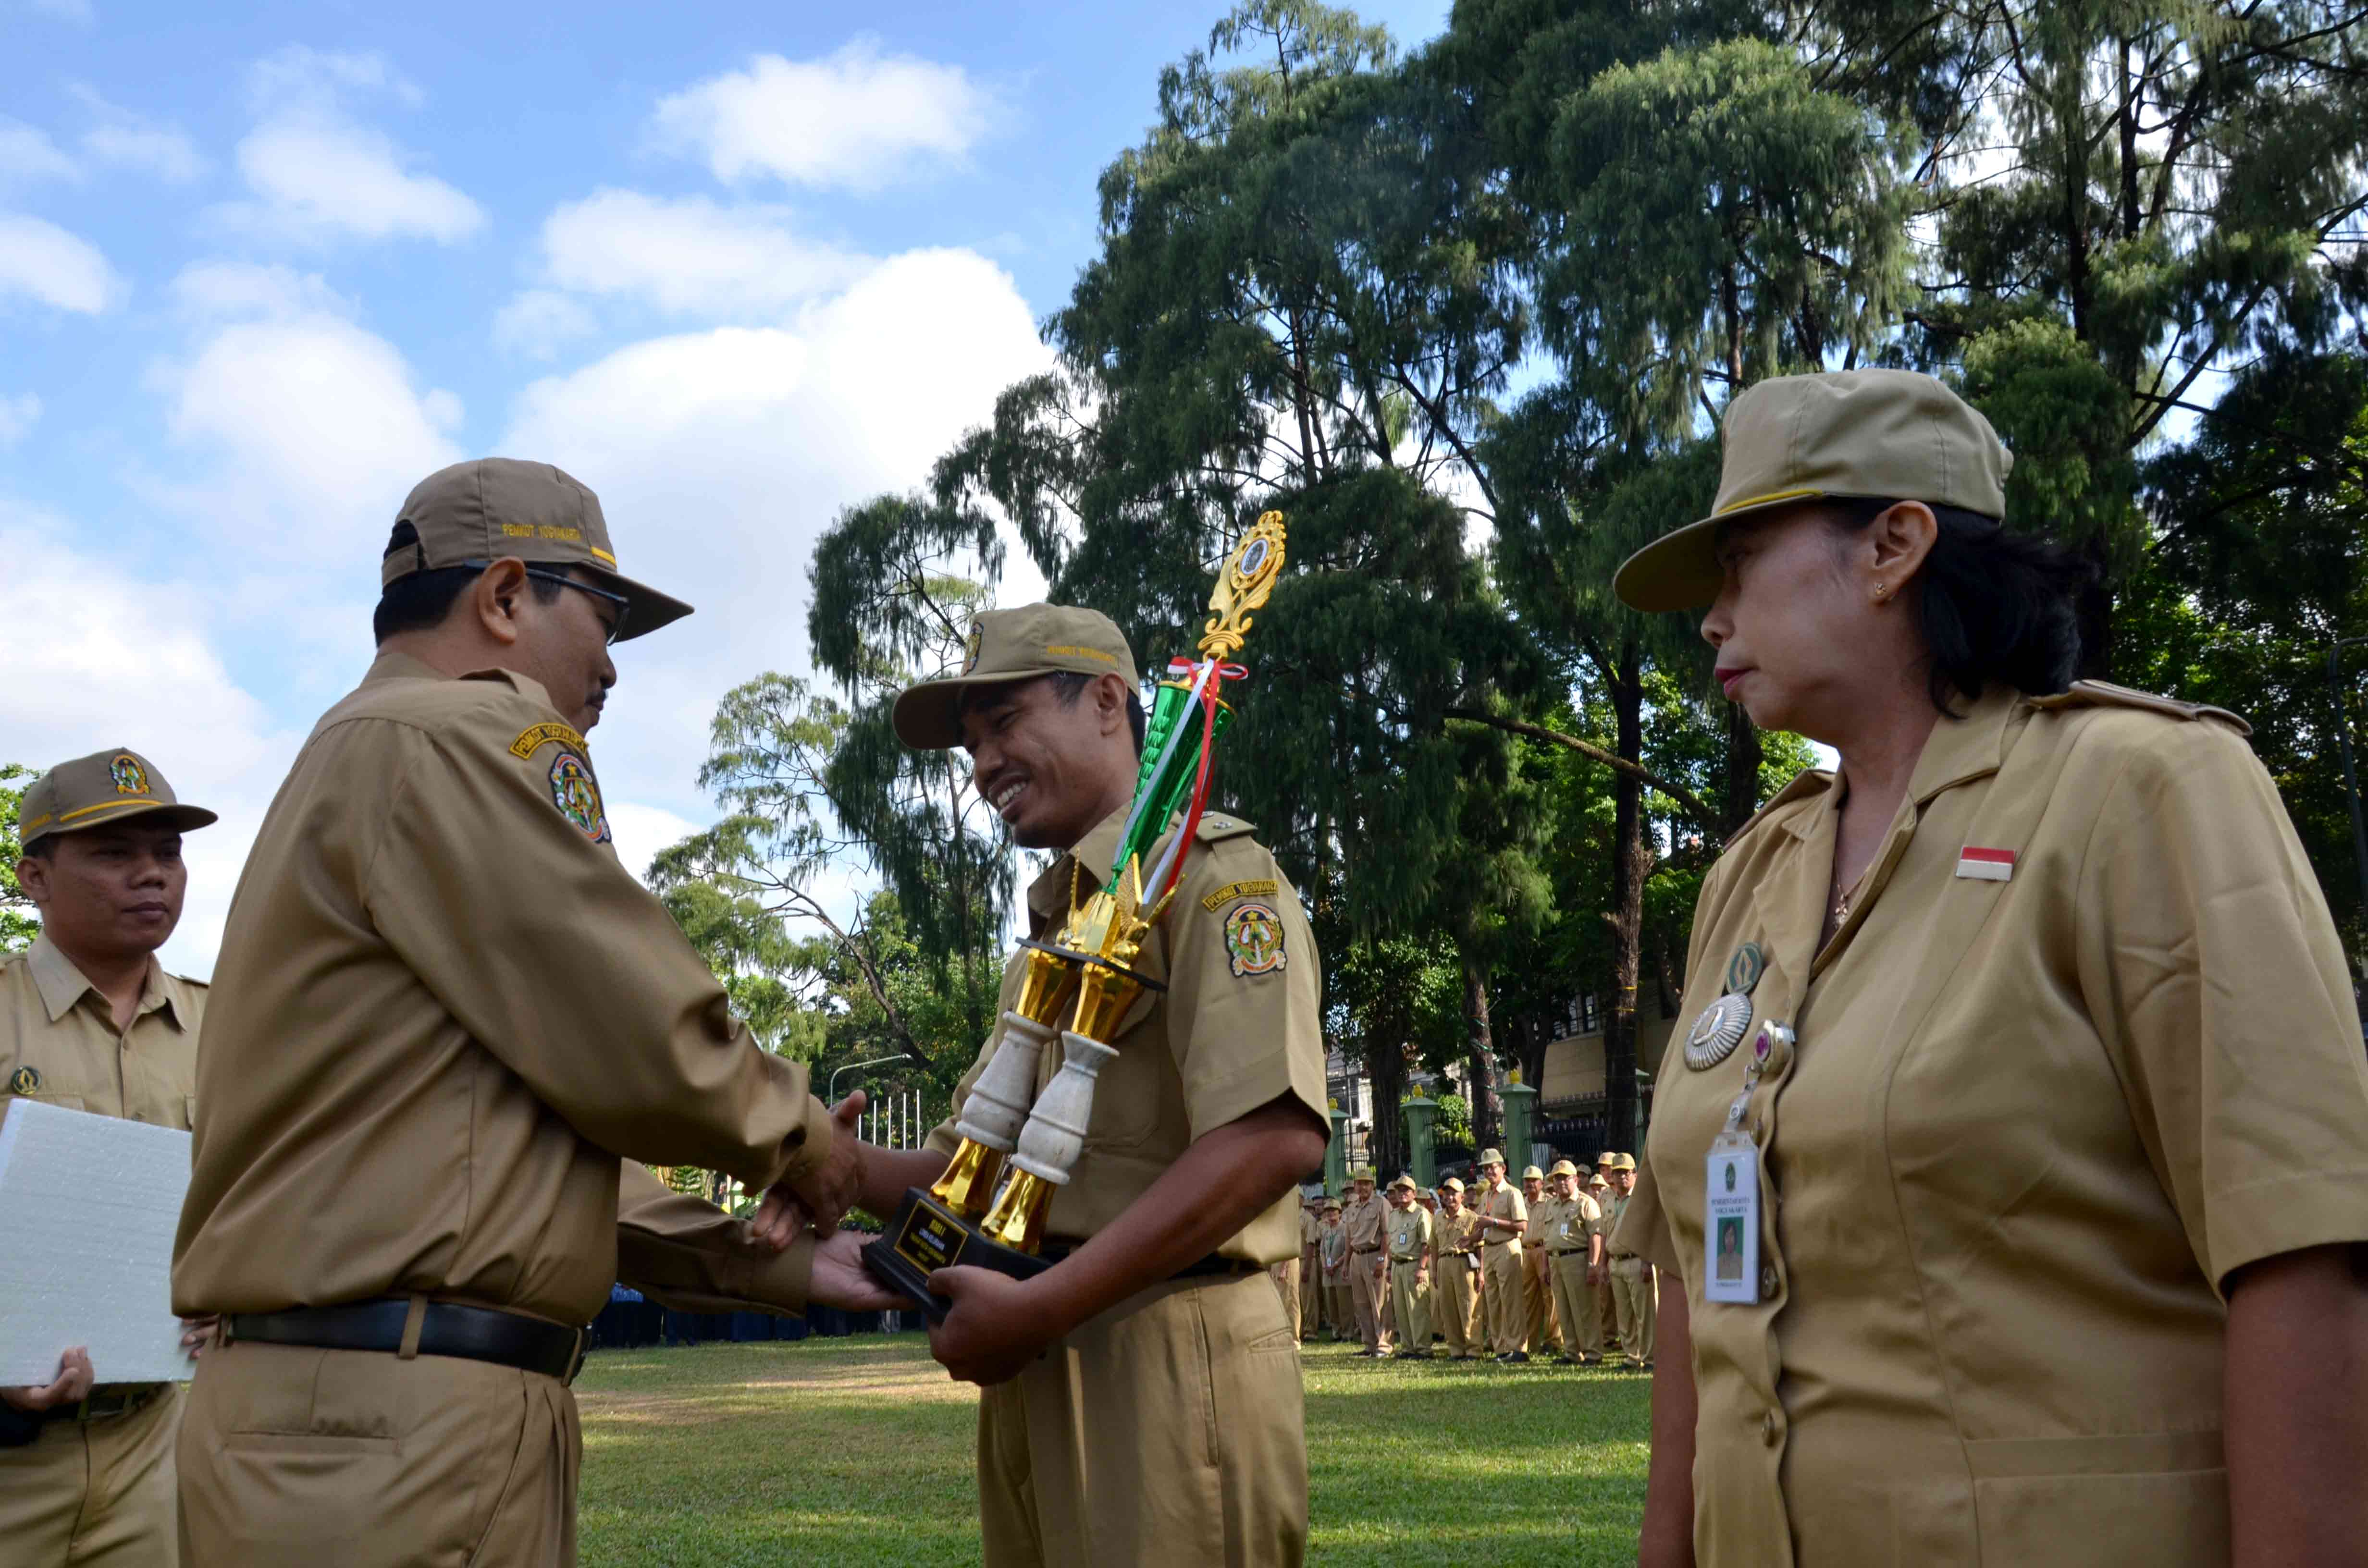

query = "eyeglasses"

[458,561,629,644]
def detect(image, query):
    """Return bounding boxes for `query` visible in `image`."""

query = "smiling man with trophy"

[850,514,1329,1567]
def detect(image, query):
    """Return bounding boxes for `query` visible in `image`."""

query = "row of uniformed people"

[1282,1152,1657,1367]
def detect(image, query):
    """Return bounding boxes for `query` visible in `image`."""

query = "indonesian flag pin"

[1956,846,2016,882]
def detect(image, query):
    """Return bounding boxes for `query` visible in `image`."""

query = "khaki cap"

[384,459,693,643]
[1549,1159,1578,1177]
[19,748,216,844]
[1322,1198,1342,1212]
[1476,1148,1505,1168]
[1613,369,2014,613]
[1521,1164,1545,1181]
[1389,1173,1416,1190]
[1350,1165,1376,1182]
[891,603,1140,750]
[1603,1152,1636,1172]
[1440,1176,1465,1193]
[1588,1172,1609,1188]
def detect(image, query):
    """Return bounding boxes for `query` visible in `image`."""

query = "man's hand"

[1588,1262,1606,1286]
[753,1091,868,1246]
[180,1316,220,1362]
[926,1266,1051,1386]
[810,1230,908,1314]
[2,1347,93,1413]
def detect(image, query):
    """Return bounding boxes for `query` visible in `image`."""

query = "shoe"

[1553,1355,1577,1365]
[1452,1354,1477,1362]
[1580,1354,1604,1365]
[1505,1351,1531,1364]
[1640,1360,1654,1372]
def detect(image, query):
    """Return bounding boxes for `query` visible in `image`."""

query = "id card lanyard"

[1701,1021,1790,1305]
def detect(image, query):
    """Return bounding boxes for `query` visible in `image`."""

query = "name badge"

[1702,1139,1761,1305]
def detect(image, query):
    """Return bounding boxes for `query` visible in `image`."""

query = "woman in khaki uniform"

[1612,369,2368,1567]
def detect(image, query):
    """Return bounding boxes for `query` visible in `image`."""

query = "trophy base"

[863,1186,1053,1324]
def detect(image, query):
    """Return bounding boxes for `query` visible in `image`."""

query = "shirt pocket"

[1081,995,1177,1150]
[6,1089,89,1114]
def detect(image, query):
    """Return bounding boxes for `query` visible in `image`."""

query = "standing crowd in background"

[1270,1149,1656,1370]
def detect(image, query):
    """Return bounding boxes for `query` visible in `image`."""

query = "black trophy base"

[863,1185,1052,1324]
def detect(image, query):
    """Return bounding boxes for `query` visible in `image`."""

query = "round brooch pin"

[1683,992,1753,1071]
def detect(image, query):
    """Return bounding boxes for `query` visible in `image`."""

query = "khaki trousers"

[1481,1245,1524,1355]
[177,1340,576,1568]
[1433,1254,1479,1356]
[0,1383,182,1567]
[1521,1248,1558,1355]
[1550,1254,1600,1359]
[1348,1252,1388,1351]
[1324,1281,1352,1339]
[1387,1261,1429,1353]
[1298,1248,1321,1337]
[1592,1273,1618,1357]
[1270,1258,1301,1341]
[978,1271,1305,1568]
[1610,1257,1657,1363]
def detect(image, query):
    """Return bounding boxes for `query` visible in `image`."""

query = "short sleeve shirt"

[1478,1179,1525,1250]
[1386,1203,1432,1262]
[925,804,1327,1265]
[2,935,204,1127]
[1615,683,2368,1568]
[1434,1208,1484,1259]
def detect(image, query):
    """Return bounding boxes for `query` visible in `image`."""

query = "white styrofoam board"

[0,1097,195,1386]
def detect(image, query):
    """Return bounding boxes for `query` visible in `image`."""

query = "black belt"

[1548,1248,1582,1257]
[1352,1244,1381,1254]
[1038,1244,1252,1284]
[39,1384,167,1425]
[225,1298,586,1384]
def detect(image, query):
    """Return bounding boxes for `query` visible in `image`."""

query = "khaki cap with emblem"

[1522,1164,1546,1181]
[1323,1198,1342,1213]
[1588,1172,1609,1188]
[1476,1148,1505,1167]
[385,458,693,642]
[1350,1164,1376,1182]
[1389,1173,1416,1191]
[891,603,1141,750]
[1604,1152,1637,1172]
[1440,1176,1465,1193]
[18,747,217,845]
[1614,368,2014,613]
[1549,1159,1578,1177]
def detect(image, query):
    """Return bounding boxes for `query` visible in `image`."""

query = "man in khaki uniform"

[1542,1160,1603,1365]
[2,750,218,1567]
[1339,1166,1390,1354]
[1318,1199,1351,1340]
[851,603,1330,1567]
[1297,1191,1324,1339]
[1518,1164,1562,1357]
[1384,1174,1433,1358]
[171,461,891,1568]
[1429,1176,1484,1360]
[1601,1152,1654,1368]
[1585,1170,1618,1362]
[1471,1149,1528,1360]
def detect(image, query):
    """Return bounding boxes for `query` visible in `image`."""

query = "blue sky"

[1,0,1452,975]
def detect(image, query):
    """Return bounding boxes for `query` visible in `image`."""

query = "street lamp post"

[829,1054,909,1105]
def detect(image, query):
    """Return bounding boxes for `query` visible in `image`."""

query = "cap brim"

[1610,491,1833,613]
[43,799,218,837]
[890,667,1060,751]
[586,567,694,644]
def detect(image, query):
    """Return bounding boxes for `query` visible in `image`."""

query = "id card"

[1702,1139,1760,1304]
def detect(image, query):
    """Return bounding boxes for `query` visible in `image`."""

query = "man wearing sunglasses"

[171,458,894,1567]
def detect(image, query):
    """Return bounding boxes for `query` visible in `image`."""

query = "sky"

[1,0,1454,978]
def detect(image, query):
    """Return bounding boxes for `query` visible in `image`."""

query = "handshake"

[743,1090,906,1315]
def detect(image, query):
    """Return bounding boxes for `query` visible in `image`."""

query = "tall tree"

[0,764,37,955]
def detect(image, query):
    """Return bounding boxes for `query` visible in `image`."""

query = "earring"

[1873,582,1886,599]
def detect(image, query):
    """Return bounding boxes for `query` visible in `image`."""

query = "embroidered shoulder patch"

[548,751,611,843]
[1201,877,1280,913]
[510,721,587,760]
[110,754,148,795]
[1223,901,1287,978]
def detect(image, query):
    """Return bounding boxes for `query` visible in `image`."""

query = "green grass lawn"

[576,1332,1652,1567]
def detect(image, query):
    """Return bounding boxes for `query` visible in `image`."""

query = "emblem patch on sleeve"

[1223,900,1287,977]
[110,754,148,795]
[509,721,587,760]
[548,751,611,843]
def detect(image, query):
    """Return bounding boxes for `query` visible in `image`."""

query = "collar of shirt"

[1026,802,1129,927]
[359,648,562,716]
[26,934,187,1031]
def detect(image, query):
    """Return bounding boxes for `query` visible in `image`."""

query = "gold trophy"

[864,513,1287,1318]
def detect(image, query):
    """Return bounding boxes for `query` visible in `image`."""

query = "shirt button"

[1762,1411,1780,1446]
[1760,1263,1779,1296]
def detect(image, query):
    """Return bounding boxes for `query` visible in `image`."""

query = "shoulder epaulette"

[1724,767,1833,851]
[2025,680,2250,737]
[1194,812,1259,844]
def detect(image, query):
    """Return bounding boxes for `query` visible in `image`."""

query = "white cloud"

[0,117,78,182]
[534,189,869,317]
[651,41,994,192]
[71,87,206,183]
[0,393,38,445]
[498,246,1051,813]
[0,212,118,312]
[218,47,481,245]
[0,511,293,979]
[154,261,463,559]
[606,800,701,886]
[492,288,597,360]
